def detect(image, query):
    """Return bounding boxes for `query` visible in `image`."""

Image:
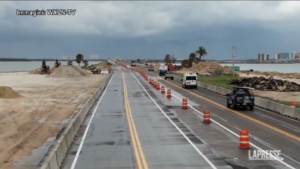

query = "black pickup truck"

[226,87,255,110]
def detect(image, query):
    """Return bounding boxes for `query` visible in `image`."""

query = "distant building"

[61,56,75,60]
[257,53,269,62]
[294,52,300,60]
[274,53,279,60]
[90,55,99,59]
[277,52,295,60]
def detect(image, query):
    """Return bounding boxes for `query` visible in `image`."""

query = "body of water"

[0,61,101,72]
[220,63,300,73]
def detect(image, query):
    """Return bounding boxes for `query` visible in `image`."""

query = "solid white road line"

[70,74,115,169]
[131,72,218,169]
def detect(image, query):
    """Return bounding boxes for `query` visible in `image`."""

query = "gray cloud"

[0,1,300,60]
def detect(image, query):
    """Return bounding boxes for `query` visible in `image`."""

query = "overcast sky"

[1,1,300,60]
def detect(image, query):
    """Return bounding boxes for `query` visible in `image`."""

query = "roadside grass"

[175,73,236,89]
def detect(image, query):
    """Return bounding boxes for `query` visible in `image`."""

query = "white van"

[182,73,197,89]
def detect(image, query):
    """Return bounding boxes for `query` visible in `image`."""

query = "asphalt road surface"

[140,67,300,169]
[62,66,233,169]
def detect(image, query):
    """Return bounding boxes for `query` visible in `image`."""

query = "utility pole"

[232,46,236,78]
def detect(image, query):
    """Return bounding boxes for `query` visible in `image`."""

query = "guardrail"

[39,73,113,169]
[133,63,300,120]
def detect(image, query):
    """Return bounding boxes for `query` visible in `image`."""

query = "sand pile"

[215,65,235,74]
[28,67,56,74]
[93,61,108,69]
[48,65,90,78]
[0,86,23,99]
[188,62,222,73]
[28,68,41,74]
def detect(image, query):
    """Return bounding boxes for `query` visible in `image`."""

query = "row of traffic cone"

[121,62,250,149]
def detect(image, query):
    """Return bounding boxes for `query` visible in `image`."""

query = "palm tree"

[188,53,196,67]
[181,59,189,68]
[76,54,84,66]
[195,46,207,62]
[171,56,177,63]
[83,60,88,68]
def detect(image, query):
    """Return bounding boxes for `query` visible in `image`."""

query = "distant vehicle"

[181,73,197,89]
[67,61,72,65]
[131,61,136,66]
[148,65,154,71]
[226,87,255,110]
[173,63,182,70]
[164,71,174,80]
[159,65,168,76]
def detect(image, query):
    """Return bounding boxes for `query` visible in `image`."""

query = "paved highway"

[140,67,300,168]
[61,66,232,169]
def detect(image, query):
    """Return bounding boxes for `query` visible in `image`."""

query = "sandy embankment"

[237,72,300,102]
[0,68,107,169]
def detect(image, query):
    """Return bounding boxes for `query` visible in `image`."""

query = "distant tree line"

[0,58,30,61]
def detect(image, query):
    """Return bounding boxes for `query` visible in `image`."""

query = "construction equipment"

[41,59,50,74]
[54,59,61,68]
[165,54,177,71]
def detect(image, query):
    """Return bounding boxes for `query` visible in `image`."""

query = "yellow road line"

[122,72,149,169]
[149,71,300,142]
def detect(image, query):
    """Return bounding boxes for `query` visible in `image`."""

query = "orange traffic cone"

[239,129,250,149]
[167,89,171,98]
[290,102,296,108]
[161,86,165,94]
[203,109,210,123]
[156,83,160,90]
[182,98,187,109]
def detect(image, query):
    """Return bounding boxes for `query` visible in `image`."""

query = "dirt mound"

[188,61,222,73]
[48,65,90,78]
[228,77,300,92]
[186,62,235,75]
[28,68,41,74]
[94,61,108,69]
[28,67,56,74]
[0,86,23,99]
